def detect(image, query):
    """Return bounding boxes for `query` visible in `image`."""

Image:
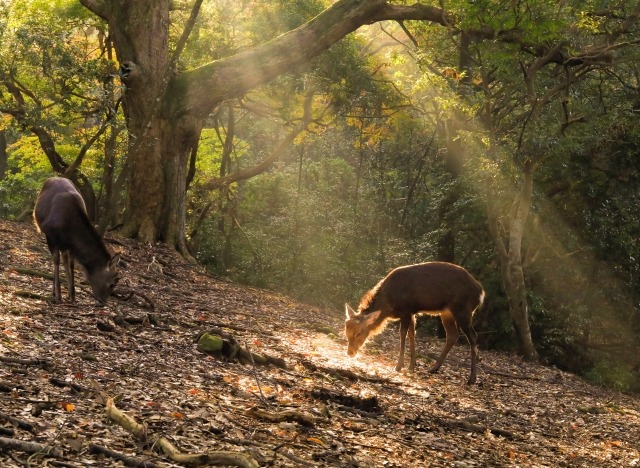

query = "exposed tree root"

[105,398,259,467]
[245,406,319,427]
[10,267,53,280]
[0,436,62,458]
[299,359,396,384]
[0,355,51,368]
[196,329,287,368]
[0,413,35,432]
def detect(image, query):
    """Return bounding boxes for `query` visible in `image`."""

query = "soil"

[0,218,638,467]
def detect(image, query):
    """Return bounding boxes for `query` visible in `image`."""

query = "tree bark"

[76,0,449,249]
[0,130,7,181]
[506,166,537,360]
[486,166,538,360]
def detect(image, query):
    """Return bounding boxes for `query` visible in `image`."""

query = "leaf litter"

[0,219,638,467]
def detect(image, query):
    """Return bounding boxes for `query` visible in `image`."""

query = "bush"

[584,360,636,392]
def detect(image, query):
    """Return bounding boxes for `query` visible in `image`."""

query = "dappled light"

[1,0,639,465]
[354,20,638,382]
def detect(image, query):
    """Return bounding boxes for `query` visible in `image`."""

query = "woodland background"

[0,0,639,392]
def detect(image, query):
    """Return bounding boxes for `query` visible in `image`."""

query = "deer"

[33,177,121,304]
[344,262,485,384]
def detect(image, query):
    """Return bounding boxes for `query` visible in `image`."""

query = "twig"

[0,412,35,432]
[245,341,269,406]
[0,436,62,458]
[88,444,160,467]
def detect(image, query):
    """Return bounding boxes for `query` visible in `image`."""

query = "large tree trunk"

[158,116,203,254]
[77,0,449,249]
[103,0,171,243]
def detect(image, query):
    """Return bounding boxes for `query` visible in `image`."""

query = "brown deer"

[345,262,485,384]
[33,177,121,304]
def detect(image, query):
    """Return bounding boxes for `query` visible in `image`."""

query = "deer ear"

[364,310,381,327]
[345,303,357,319]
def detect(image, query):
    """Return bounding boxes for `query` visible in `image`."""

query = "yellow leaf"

[307,437,326,447]
[62,402,75,412]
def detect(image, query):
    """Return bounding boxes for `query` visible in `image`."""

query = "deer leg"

[62,251,74,302]
[457,314,479,385]
[396,315,411,371]
[429,310,459,374]
[52,249,61,303]
[408,315,417,372]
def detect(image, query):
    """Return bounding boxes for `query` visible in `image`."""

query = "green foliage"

[2,0,639,393]
[585,360,637,393]
[0,136,51,217]
[1,0,125,223]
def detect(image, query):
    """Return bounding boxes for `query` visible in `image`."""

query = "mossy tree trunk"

[78,0,447,252]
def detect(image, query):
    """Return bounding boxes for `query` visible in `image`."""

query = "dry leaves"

[0,219,638,467]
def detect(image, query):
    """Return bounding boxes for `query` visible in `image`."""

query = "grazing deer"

[33,177,121,304]
[345,262,485,384]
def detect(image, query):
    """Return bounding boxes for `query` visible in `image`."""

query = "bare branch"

[205,90,316,190]
[170,0,204,67]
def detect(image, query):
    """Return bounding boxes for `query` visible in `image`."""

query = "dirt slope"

[0,218,638,467]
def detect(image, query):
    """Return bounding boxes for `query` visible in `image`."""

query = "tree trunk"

[506,166,537,359]
[487,165,538,360]
[102,0,170,243]
[77,0,449,250]
[0,130,7,181]
[434,32,473,263]
[158,116,202,254]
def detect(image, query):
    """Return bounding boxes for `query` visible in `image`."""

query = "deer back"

[34,177,120,302]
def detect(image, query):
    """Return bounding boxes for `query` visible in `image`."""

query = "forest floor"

[0,218,639,467]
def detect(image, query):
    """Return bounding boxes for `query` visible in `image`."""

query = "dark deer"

[345,262,485,384]
[33,177,121,304]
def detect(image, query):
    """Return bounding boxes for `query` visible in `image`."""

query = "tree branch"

[79,0,108,21]
[65,119,111,177]
[204,90,316,190]
[175,0,448,118]
[170,0,204,67]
